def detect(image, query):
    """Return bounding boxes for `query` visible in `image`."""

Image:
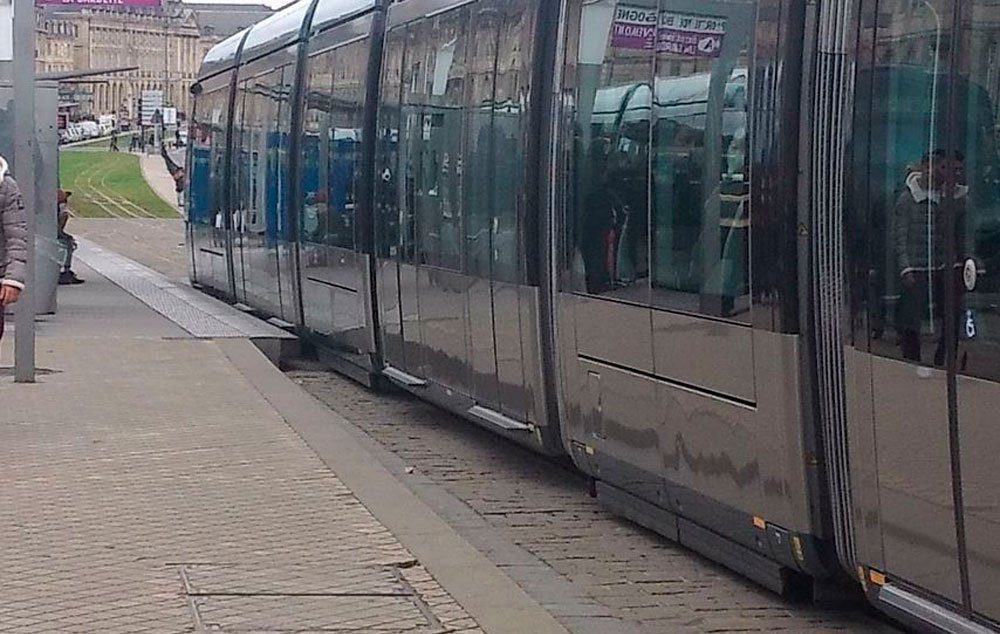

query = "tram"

[187,0,1000,631]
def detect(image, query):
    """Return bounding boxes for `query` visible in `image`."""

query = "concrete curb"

[216,337,570,634]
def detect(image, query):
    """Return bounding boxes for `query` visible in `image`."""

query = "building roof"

[181,3,274,38]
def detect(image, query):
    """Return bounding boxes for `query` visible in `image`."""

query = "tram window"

[566,0,654,302]
[491,2,532,285]
[857,0,961,365]
[189,87,227,226]
[239,65,294,241]
[464,6,500,279]
[301,39,370,251]
[375,27,407,260]
[953,0,1000,380]
[403,10,470,271]
[301,50,334,246]
[649,6,753,320]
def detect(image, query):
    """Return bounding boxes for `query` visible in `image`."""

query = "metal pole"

[13,0,35,383]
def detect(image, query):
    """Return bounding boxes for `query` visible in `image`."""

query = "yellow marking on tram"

[869,569,886,586]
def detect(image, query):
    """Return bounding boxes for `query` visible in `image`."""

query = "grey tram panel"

[957,375,1000,621]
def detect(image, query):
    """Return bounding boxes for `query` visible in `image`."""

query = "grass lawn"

[60,150,178,218]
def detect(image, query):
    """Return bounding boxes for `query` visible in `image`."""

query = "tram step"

[596,480,794,596]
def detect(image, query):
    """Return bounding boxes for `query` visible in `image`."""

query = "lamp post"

[12,0,36,382]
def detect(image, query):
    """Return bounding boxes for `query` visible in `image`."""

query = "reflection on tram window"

[235,66,293,245]
[491,3,530,285]
[567,0,653,303]
[956,0,1000,381]
[565,0,755,318]
[188,89,227,226]
[857,0,1000,372]
[402,11,470,272]
[649,7,753,319]
[375,27,406,260]
[300,39,369,252]
[464,6,500,279]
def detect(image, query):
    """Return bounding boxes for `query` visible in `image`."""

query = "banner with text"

[611,6,726,58]
[35,0,162,7]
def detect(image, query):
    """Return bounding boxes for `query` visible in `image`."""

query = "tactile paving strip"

[77,238,294,340]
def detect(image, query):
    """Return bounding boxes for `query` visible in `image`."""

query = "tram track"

[72,155,159,219]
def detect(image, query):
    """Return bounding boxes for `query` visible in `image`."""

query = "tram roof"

[199,30,247,78]
[198,0,377,80]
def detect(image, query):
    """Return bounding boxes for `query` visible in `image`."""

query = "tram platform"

[0,245,567,633]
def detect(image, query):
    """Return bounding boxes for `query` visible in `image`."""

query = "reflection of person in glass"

[893,149,968,365]
[582,135,616,294]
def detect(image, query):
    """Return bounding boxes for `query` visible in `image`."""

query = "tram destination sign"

[612,6,726,58]
[35,0,161,6]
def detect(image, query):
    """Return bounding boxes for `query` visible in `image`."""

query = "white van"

[79,121,100,139]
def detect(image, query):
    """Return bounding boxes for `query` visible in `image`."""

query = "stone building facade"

[35,2,271,119]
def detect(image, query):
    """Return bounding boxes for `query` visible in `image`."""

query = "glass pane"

[301,49,334,247]
[650,1,754,319]
[189,86,227,226]
[375,28,407,259]
[404,11,470,272]
[301,39,369,251]
[492,0,532,285]
[464,5,499,279]
[567,0,653,302]
[860,0,955,365]
[956,0,1000,381]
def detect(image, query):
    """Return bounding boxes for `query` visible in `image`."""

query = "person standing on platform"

[0,155,27,342]
[57,189,84,285]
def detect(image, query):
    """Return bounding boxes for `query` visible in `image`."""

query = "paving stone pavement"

[71,218,189,282]
[289,366,900,634]
[0,333,486,632]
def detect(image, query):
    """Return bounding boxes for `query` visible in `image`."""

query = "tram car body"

[187,0,1000,631]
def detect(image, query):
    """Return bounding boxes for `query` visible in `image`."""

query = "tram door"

[297,32,375,366]
[851,0,1000,620]
[376,2,543,424]
[951,0,1000,620]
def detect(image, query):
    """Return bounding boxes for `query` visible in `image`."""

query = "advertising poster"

[611,6,726,58]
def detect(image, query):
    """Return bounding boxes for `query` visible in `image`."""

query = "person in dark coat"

[892,150,969,365]
[0,154,28,341]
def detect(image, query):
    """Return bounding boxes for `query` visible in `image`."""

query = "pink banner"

[610,6,657,51]
[35,0,162,6]
[611,7,726,58]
